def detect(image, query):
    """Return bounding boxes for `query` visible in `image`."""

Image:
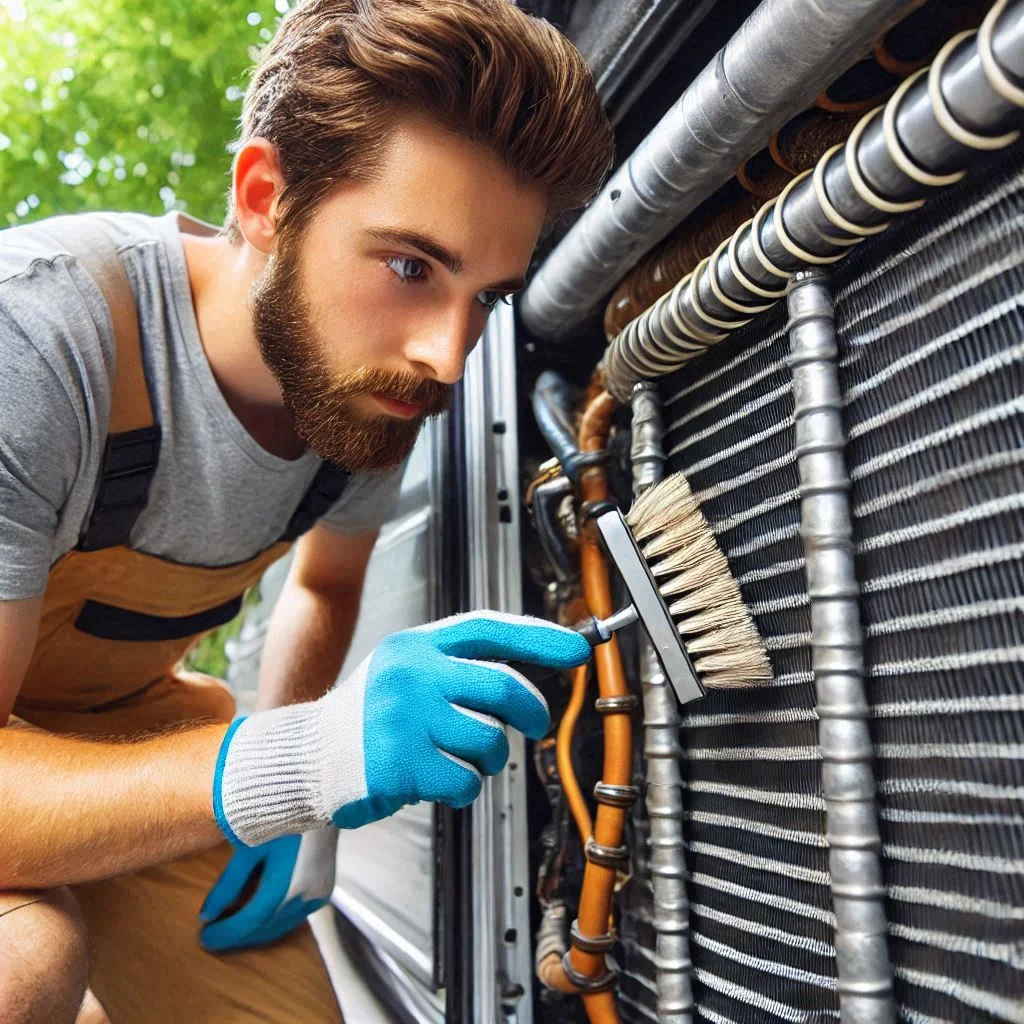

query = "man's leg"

[73,841,344,1023]
[0,887,91,1024]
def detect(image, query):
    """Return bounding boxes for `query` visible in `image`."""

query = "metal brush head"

[592,506,706,705]
[626,473,772,691]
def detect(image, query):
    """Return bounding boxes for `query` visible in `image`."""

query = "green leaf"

[1,0,287,226]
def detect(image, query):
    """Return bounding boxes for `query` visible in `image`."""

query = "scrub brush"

[576,471,772,704]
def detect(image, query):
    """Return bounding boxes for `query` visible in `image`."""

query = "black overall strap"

[35,215,160,552]
[79,426,162,551]
[279,462,351,542]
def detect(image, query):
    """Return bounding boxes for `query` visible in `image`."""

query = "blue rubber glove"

[213,611,590,847]
[199,827,337,952]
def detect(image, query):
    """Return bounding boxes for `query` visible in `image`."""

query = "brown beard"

[250,228,451,473]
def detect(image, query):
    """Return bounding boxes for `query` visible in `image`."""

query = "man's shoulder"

[0,209,172,355]
[0,212,165,421]
[0,210,167,283]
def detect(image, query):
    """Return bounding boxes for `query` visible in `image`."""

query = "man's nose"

[404,306,479,385]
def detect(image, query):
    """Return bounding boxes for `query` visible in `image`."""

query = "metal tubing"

[521,0,920,338]
[629,380,666,496]
[604,0,1024,400]
[787,271,894,1024]
[532,371,582,477]
[630,383,694,1023]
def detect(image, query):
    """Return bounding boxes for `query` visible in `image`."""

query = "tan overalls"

[2,217,346,1022]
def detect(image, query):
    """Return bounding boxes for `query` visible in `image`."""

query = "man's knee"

[0,887,91,1024]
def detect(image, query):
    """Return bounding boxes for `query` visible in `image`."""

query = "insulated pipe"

[532,371,582,477]
[787,271,894,1024]
[604,0,1024,400]
[520,0,921,338]
[630,382,694,1024]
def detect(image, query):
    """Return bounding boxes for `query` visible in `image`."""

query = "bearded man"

[0,2,613,1020]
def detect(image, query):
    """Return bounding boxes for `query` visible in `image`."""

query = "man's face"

[251,116,548,472]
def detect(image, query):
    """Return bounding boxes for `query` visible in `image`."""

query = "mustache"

[332,367,452,417]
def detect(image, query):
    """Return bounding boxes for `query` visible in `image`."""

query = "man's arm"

[0,594,42,730]
[255,525,377,709]
[0,596,225,891]
[0,528,376,892]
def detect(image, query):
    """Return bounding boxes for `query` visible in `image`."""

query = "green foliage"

[186,585,262,679]
[2,0,289,676]
[0,0,289,227]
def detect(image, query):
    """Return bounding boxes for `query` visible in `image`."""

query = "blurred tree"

[0,0,288,227]
[1,0,287,674]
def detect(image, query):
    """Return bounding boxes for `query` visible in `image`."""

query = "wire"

[557,664,594,846]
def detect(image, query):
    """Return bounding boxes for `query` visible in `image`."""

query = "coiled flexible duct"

[521,0,921,337]
[604,0,1024,399]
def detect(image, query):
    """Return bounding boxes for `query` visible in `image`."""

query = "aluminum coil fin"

[615,145,1024,1023]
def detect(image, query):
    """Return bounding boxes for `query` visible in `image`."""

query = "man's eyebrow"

[491,275,528,292]
[366,226,526,292]
[366,227,464,275]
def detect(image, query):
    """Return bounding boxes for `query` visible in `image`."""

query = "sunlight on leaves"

[1,0,284,226]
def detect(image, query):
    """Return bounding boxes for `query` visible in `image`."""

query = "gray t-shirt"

[0,210,403,601]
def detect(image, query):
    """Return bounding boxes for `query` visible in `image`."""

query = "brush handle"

[506,609,634,687]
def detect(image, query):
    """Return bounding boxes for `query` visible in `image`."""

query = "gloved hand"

[199,827,337,952]
[213,611,590,847]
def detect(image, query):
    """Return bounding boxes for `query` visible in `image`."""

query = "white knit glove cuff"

[216,703,327,846]
[214,667,370,847]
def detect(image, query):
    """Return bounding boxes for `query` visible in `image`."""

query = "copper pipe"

[558,664,594,845]
[578,390,617,453]
[536,388,628,1022]
[579,389,629,1020]
[582,991,621,1023]
[767,132,799,175]
[873,34,928,76]
[603,195,757,339]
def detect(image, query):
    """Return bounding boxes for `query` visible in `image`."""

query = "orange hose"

[582,991,622,1024]
[558,664,593,845]
[537,387,627,1022]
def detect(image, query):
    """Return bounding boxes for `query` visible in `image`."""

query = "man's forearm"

[256,581,362,709]
[0,721,226,890]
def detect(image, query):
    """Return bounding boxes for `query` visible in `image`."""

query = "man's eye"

[477,290,514,310]
[386,256,427,283]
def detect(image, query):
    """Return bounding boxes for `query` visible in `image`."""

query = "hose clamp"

[579,498,618,522]
[585,837,630,869]
[570,919,616,954]
[560,951,618,993]
[573,450,609,471]
[594,694,638,715]
[593,782,640,808]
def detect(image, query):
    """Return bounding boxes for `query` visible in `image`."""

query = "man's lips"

[371,392,424,419]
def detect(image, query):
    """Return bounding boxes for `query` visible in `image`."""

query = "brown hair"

[222,0,614,243]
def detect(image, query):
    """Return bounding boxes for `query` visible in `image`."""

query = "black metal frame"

[438,383,475,1024]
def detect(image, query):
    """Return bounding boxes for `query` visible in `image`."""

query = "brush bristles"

[628,474,697,541]
[626,472,772,689]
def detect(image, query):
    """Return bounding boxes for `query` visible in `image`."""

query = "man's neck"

[179,230,308,461]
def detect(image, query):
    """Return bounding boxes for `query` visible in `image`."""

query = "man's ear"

[232,138,284,254]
